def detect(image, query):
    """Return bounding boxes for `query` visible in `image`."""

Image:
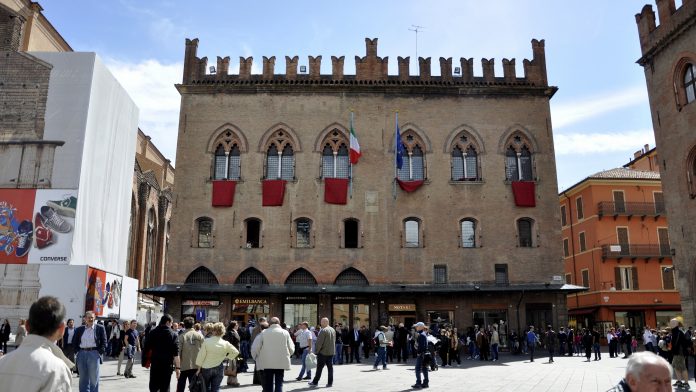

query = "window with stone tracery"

[321,129,350,179]
[504,133,534,181]
[211,130,243,180]
[450,132,480,181]
[685,63,696,104]
[396,130,426,181]
[265,130,295,180]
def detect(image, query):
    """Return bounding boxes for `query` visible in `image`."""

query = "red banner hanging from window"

[512,181,536,207]
[262,179,286,206]
[324,178,349,205]
[396,179,425,193]
[212,180,236,207]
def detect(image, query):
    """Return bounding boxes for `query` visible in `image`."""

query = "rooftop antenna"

[408,25,425,60]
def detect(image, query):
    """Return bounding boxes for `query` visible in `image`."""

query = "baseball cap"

[414,322,425,327]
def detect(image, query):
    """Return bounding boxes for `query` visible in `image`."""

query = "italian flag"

[349,113,361,164]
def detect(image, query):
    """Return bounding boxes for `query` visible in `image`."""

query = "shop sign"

[234,298,268,305]
[333,296,366,301]
[389,304,416,312]
[183,300,220,306]
[285,296,309,301]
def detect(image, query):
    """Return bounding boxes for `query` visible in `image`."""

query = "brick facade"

[152,37,573,337]
[636,0,696,326]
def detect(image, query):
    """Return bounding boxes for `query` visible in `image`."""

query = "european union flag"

[395,122,405,170]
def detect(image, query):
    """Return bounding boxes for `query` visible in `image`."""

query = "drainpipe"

[516,289,525,334]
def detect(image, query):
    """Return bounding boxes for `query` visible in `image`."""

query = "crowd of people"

[1,298,695,392]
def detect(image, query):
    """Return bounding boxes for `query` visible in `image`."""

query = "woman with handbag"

[195,322,240,392]
[223,321,242,387]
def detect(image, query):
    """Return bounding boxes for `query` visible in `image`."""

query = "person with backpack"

[372,326,389,370]
[670,318,691,390]
[411,322,429,389]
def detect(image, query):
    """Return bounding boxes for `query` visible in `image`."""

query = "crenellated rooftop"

[180,37,552,91]
[636,0,696,63]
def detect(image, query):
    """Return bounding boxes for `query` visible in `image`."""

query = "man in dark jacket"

[348,327,362,363]
[395,323,409,363]
[73,311,108,392]
[545,325,557,363]
[411,322,429,389]
[143,314,180,392]
[557,327,567,356]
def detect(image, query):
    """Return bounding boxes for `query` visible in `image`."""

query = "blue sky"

[44,0,664,191]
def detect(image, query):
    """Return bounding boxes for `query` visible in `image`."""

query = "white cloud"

[551,86,649,129]
[554,129,655,156]
[104,58,182,163]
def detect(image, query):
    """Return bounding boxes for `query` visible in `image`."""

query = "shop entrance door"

[332,303,370,329]
[389,315,416,328]
[526,303,553,330]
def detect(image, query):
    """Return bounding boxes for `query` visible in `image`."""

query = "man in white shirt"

[642,326,654,353]
[295,321,314,381]
[73,311,107,392]
[0,296,74,392]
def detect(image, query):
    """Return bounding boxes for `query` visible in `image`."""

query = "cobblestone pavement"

[70,351,692,392]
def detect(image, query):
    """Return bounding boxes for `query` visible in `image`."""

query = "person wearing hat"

[373,326,389,370]
[670,318,690,389]
[411,322,429,389]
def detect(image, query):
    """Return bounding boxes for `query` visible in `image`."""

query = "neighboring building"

[0,1,140,329]
[636,1,696,326]
[143,36,581,339]
[0,0,71,52]
[561,144,680,338]
[128,130,174,325]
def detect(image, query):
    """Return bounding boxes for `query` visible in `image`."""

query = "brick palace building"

[636,0,696,326]
[143,36,583,343]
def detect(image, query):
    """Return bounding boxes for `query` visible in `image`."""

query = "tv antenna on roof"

[408,25,425,60]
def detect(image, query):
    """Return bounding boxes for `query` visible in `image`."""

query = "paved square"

[69,351,684,392]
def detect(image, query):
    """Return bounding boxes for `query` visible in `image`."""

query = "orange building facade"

[561,146,681,338]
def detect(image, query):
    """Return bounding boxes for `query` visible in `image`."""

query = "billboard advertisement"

[0,189,77,264]
[85,267,122,319]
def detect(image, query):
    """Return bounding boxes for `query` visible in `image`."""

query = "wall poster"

[85,267,122,319]
[0,189,78,264]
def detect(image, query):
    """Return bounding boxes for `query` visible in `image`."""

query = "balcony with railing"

[597,201,665,220]
[601,244,672,260]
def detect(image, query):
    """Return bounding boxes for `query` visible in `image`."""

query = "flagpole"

[349,110,354,199]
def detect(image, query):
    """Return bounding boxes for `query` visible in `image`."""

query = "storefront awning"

[568,307,598,315]
[140,282,588,296]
